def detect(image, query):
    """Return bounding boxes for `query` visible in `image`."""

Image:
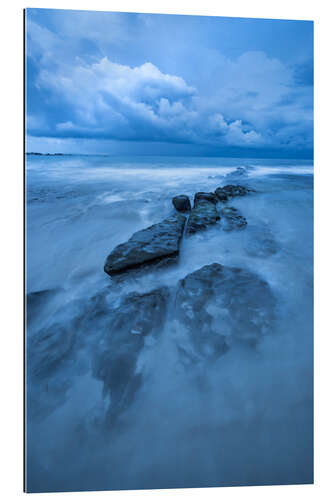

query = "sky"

[25,8,313,158]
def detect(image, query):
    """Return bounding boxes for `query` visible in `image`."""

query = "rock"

[186,192,220,234]
[175,263,275,359]
[172,195,191,212]
[28,322,77,378]
[111,287,169,338]
[222,206,247,231]
[225,166,254,180]
[215,184,252,201]
[234,166,248,176]
[194,192,218,205]
[27,295,95,417]
[104,214,186,276]
[214,188,228,202]
[26,288,60,326]
[223,184,250,197]
[92,287,169,416]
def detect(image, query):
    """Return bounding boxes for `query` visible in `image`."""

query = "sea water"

[25,155,313,492]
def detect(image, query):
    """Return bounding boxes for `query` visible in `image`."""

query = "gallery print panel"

[24,8,313,493]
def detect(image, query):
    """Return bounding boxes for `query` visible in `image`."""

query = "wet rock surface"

[222,206,247,231]
[104,214,186,276]
[104,183,255,269]
[92,287,169,417]
[215,184,252,201]
[28,258,276,419]
[214,188,228,202]
[194,192,218,205]
[28,170,277,420]
[172,195,191,212]
[186,192,220,234]
[93,263,275,414]
[175,263,275,360]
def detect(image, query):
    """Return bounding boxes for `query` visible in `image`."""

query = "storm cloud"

[25,9,313,157]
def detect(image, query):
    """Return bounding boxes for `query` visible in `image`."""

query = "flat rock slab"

[172,195,191,212]
[175,263,275,360]
[222,206,247,231]
[104,214,186,276]
[186,192,220,234]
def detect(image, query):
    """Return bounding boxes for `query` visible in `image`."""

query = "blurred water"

[25,155,313,492]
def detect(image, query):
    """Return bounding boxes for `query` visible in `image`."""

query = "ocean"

[25,155,314,492]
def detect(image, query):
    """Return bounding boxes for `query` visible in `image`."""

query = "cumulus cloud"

[28,55,263,147]
[26,11,313,153]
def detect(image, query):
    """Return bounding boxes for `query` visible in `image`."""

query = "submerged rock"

[215,184,252,201]
[186,192,220,234]
[225,166,254,180]
[112,287,169,338]
[27,293,90,382]
[26,294,96,418]
[175,263,275,360]
[246,225,279,258]
[28,322,77,379]
[172,195,191,212]
[234,166,248,176]
[26,288,60,326]
[104,214,186,276]
[92,287,169,417]
[222,206,247,231]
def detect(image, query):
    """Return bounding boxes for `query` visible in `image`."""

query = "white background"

[0,0,332,498]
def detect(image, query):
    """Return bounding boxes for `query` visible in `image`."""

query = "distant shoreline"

[26,152,67,156]
[25,152,109,157]
[25,152,314,161]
